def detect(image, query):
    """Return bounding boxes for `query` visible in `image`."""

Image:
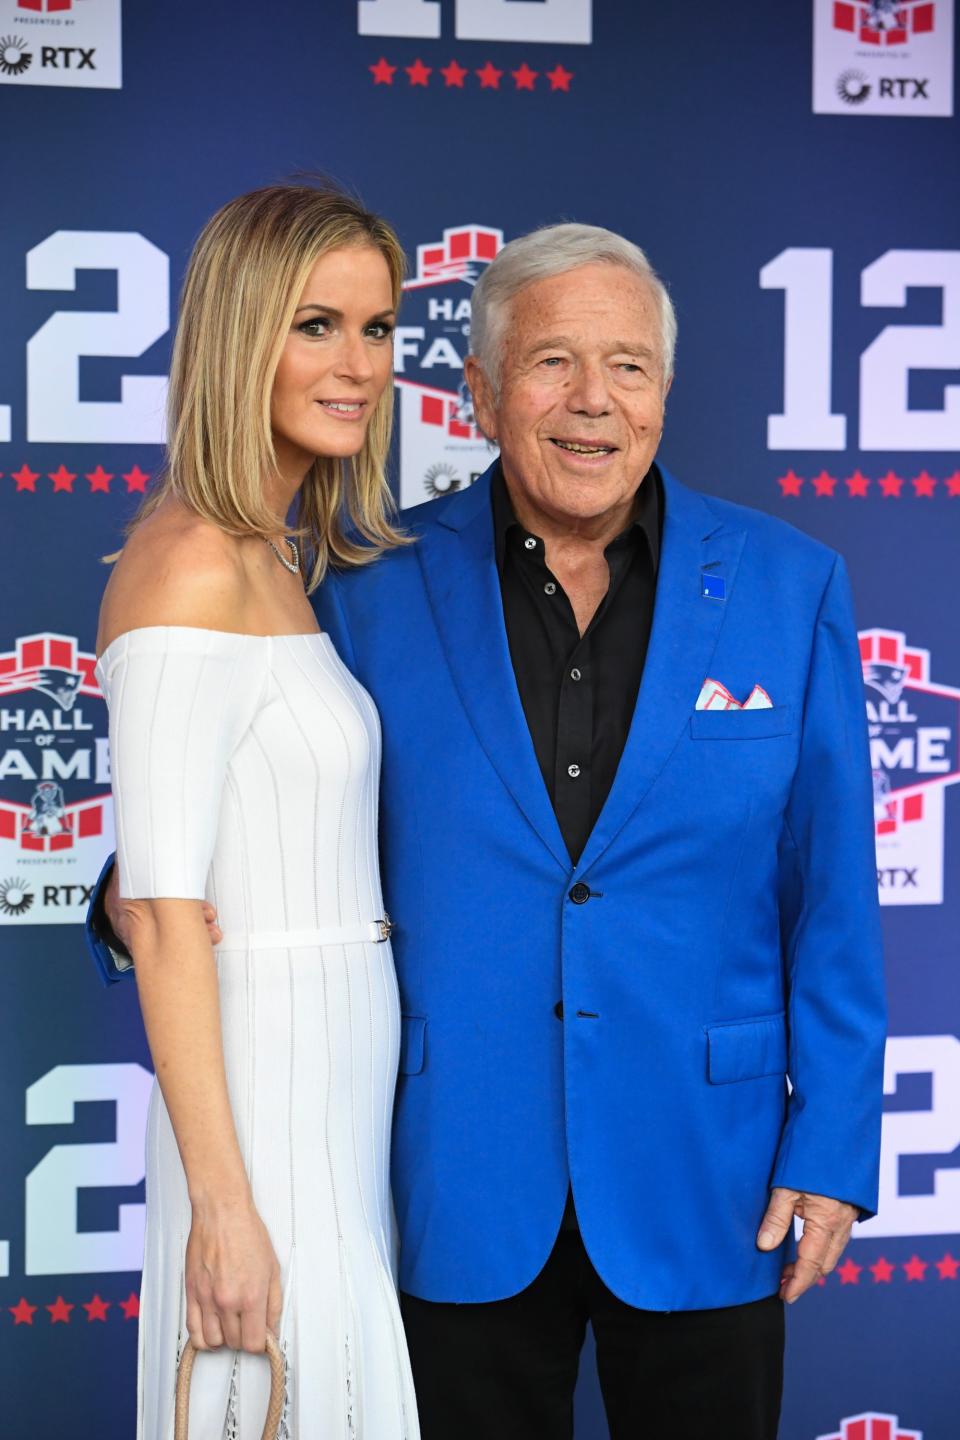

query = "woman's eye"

[298,317,331,338]
[366,322,394,340]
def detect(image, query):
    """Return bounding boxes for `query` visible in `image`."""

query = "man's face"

[467,262,669,530]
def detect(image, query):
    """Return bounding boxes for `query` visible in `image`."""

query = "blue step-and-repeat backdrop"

[1,3,958,1437]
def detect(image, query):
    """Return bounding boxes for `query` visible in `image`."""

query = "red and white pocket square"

[696,679,774,711]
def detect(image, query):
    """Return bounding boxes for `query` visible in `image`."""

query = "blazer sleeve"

[84,851,134,987]
[772,554,887,1216]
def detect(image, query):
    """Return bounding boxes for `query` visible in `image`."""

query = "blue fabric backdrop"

[1,3,957,1437]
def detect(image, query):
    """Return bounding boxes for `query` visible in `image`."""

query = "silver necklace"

[264,536,300,574]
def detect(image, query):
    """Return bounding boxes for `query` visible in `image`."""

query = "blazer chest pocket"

[399,1014,427,1075]
[690,706,793,741]
[706,1012,787,1084]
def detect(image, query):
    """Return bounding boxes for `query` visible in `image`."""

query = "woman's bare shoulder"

[97,501,248,655]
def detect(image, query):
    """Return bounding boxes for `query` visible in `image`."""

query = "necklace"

[264,536,300,575]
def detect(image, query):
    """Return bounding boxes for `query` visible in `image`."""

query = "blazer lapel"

[416,470,571,873]
[576,470,747,877]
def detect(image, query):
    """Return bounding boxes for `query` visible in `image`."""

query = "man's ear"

[464,355,497,443]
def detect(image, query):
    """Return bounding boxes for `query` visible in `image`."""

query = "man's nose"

[335,333,375,383]
[566,360,611,416]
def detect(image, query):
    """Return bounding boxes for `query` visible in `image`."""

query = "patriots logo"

[32,667,83,710]
[863,660,909,706]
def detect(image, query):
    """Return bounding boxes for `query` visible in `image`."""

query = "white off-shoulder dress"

[96,626,419,1440]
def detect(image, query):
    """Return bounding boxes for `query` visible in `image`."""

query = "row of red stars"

[5,1254,957,1324]
[778,469,960,498]
[822,1252,959,1287]
[8,1292,140,1326]
[4,464,150,495]
[370,56,573,90]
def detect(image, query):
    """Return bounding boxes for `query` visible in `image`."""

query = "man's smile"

[549,437,618,456]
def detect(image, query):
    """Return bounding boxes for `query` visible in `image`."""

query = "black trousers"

[400,1227,784,1440]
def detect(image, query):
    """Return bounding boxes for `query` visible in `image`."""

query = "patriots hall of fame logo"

[0,633,115,924]
[816,1414,922,1440]
[812,0,954,116]
[861,629,960,906]
[393,225,502,509]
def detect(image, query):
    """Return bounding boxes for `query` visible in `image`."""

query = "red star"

[369,57,396,85]
[440,58,467,87]
[777,470,804,497]
[810,470,837,498]
[869,1256,896,1283]
[935,1252,960,1280]
[911,470,937,497]
[123,464,150,493]
[405,58,431,86]
[845,470,870,498]
[9,1297,37,1325]
[48,463,77,493]
[546,63,574,91]
[878,470,904,498]
[945,471,960,497]
[46,1295,74,1324]
[12,463,39,492]
[86,465,113,494]
[119,1291,140,1320]
[512,62,538,91]
[903,1254,928,1282]
[836,1257,862,1284]
[82,1294,111,1322]
[476,60,504,89]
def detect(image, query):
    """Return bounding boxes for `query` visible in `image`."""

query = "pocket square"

[696,679,774,711]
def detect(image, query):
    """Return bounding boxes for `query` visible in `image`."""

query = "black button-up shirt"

[492,463,662,866]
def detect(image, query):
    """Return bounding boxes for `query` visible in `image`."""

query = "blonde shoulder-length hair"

[128,182,410,592]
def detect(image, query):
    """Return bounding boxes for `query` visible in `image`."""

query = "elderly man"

[89,224,886,1439]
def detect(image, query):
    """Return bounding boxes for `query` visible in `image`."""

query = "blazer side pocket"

[690,706,793,740]
[706,1012,787,1084]
[399,1014,427,1075]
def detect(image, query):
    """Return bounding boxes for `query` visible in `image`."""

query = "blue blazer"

[88,464,886,1312]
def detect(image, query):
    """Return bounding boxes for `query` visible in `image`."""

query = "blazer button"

[569,882,591,904]
[554,1000,564,1020]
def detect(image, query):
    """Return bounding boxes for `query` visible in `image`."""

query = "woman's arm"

[98,520,284,1355]
[128,897,281,1354]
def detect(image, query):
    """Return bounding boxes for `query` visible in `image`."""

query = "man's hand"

[756,1187,857,1304]
[103,863,222,954]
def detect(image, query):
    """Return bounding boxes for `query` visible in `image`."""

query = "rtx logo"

[41,45,95,69]
[876,867,918,889]
[42,882,95,906]
[878,76,929,96]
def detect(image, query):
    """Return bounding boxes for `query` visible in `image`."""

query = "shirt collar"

[491,460,662,575]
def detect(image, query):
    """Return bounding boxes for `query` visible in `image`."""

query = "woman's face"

[270,244,396,475]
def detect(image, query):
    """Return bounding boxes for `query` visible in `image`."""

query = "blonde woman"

[95,185,419,1438]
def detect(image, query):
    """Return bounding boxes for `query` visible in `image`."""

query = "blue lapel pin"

[701,572,726,601]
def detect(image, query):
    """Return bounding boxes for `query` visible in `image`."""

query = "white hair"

[469,222,676,391]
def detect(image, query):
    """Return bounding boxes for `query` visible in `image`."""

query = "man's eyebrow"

[293,303,397,319]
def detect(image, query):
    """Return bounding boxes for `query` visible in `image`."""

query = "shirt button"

[569,882,591,904]
[567,763,581,778]
[570,668,581,682]
[544,582,557,595]
[524,537,536,550]
[554,1000,564,1020]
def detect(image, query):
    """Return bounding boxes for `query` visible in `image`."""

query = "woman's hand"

[185,1194,282,1354]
